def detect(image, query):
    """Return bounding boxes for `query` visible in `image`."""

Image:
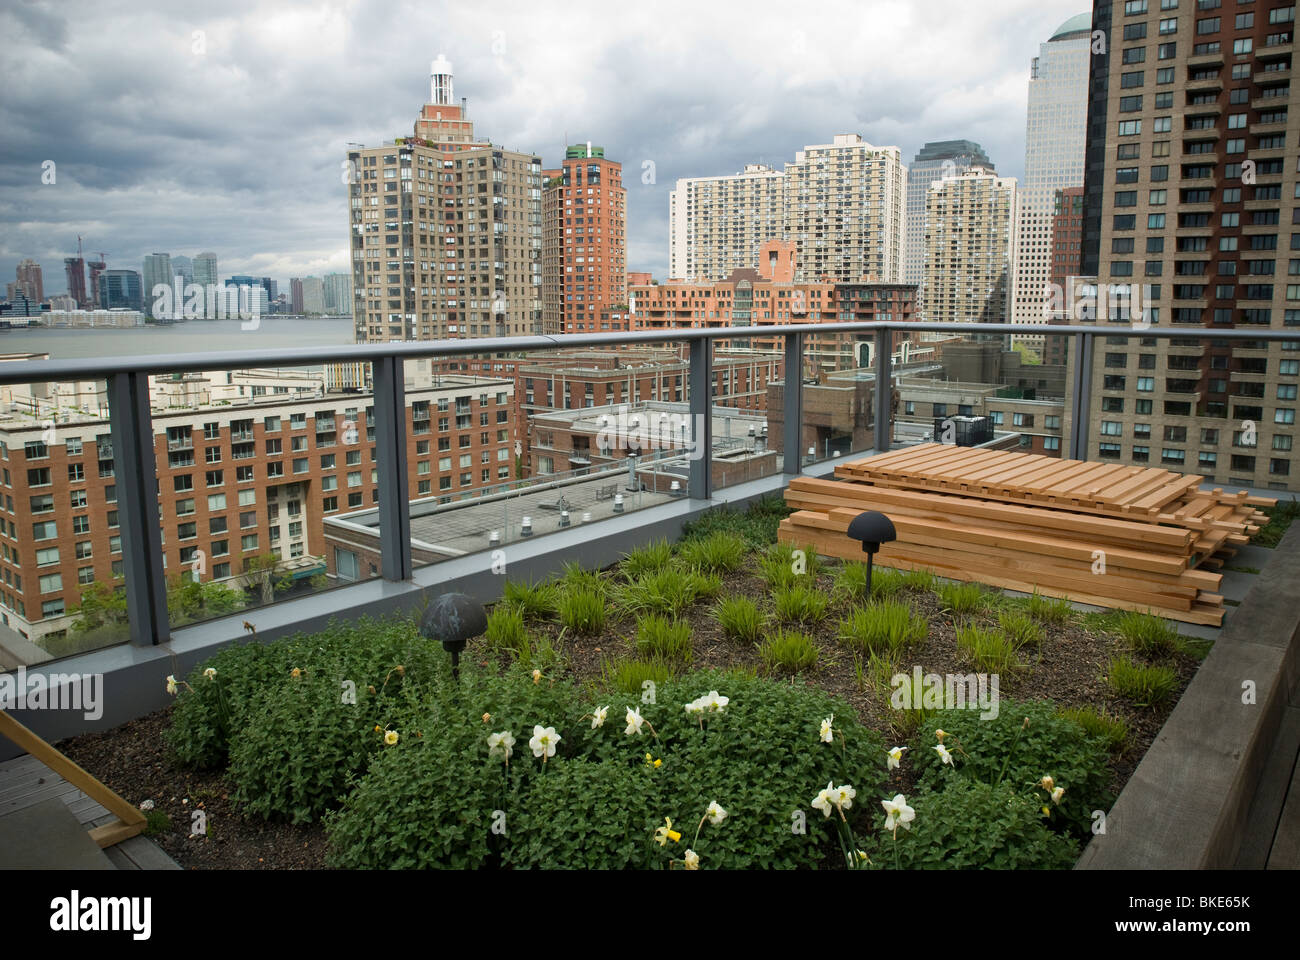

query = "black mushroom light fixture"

[846,510,898,600]
[420,592,487,680]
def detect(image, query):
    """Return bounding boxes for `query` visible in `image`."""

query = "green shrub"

[1022,589,1072,625]
[838,602,928,656]
[998,610,1045,651]
[677,532,747,574]
[557,561,607,597]
[621,540,675,579]
[501,580,558,621]
[956,623,1024,674]
[1107,658,1177,707]
[619,568,716,617]
[602,657,672,695]
[485,606,529,656]
[759,630,819,675]
[864,779,1081,870]
[557,586,606,635]
[939,581,988,617]
[1114,610,1183,659]
[713,595,765,643]
[773,583,830,625]
[1058,706,1129,755]
[635,614,693,664]
[909,700,1113,838]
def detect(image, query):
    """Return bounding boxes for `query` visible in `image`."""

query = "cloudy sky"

[1,0,1088,295]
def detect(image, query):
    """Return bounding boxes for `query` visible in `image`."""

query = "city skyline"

[1,0,1086,293]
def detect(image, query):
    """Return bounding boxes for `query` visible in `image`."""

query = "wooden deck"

[0,752,180,870]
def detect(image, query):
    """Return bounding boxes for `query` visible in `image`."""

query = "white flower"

[811,781,836,818]
[1039,775,1055,791]
[1051,786,1065,806]
[165,675,178,696]
[591,705,608,729]
[934,743,954,766]
[139,800,155,811]
[881,793,915,832]
[625,706,645,736]
[684,698,704,715]
[705,801,727,825]
[887,746,907,770]
[683,849,700,870]
[855,849,871,864]
[384,730,399,746]
[529,724,560,759]
[487,730,515,761]
[820,714,834,743]
[705,691,729,712]
[203,667,217,681]
[831,783,856,810]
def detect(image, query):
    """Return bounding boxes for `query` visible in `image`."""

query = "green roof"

[1050,12,1092,41]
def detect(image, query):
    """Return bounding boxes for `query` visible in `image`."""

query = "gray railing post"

[106,372,169,646]
[784,331,803,475]
[1068,331,1094,461]
[688,336,713,501]
[372,356,412,581]
[874,328,892,453]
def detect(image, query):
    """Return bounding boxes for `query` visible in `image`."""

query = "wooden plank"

[89,820,145,850]
[0,711,145,847]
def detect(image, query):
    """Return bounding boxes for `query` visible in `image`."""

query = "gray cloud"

[0,0,1087,295]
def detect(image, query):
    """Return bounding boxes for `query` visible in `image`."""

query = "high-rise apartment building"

[171,255,193,286]
[1045,186,1085,367]
[64,258,86,308]
[289,278,305,314]
[141,253,173,316]
[322,273,353,315]
[903,141,995,286]
[301,276,325,314]
[921,169,1018,330]
[1082,0,1300,492]
[14,259,43,303]
[194,252,219,287]
[668,134,905,283]
[1010,14,1092,348]
[97,269,143,311]
[348,56,542,343]
[542,145,627,334]
[86,258,106,310]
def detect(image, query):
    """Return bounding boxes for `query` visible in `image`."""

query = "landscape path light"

[846,510,897,601]
[421,592,487,681]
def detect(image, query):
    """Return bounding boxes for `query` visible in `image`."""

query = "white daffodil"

[820,714,834,743]
[855,849,871,864]
[1040,775,1055,792]
[706,801,727,825]
[934,743,954,766]
[1051,786,1065,806]
[887,746,908,770]
[934,728,947,743]
[654,817,681,846]
[881,794,915,832]
[684,698,704,715]
[683,849,700,870]
[203,667,217,681]
[529,724,560,759]
[811,781,836,818]
[625,706,645,736]
[831,783,856,811]
[591,705,609,729]
[705,691,729,712]
[165,675,178,696]
[487,730,515,761]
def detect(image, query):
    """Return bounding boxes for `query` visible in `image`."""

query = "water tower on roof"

[430,54,454,106]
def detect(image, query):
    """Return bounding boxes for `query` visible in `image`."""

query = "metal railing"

[3,319,1299,651]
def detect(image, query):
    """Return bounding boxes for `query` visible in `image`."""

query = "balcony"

[2,321,1299,874]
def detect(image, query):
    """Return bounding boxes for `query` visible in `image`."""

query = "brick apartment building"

[0,375,515,651]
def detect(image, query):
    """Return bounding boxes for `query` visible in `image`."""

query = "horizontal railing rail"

[4,319,1300,654]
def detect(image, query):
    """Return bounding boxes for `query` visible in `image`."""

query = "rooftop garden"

[59,496,1218,869]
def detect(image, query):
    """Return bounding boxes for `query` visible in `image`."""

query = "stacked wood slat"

[779,444,1276,626]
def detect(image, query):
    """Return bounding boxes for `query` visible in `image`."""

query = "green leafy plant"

[1113,610,1183,659]
[713,595,765,643]
[838,602,928,656]
[602,656,672,694]
[622,540,675,579]
[759,630,818,675]
[939,581,988,617]
[956,623,1024,674]
[773,583,829,625]
[635,614,693,664]
[1107,657,1177,707]
[557,585,606,635]
[679,496,792,548]
[677,531,747,574]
